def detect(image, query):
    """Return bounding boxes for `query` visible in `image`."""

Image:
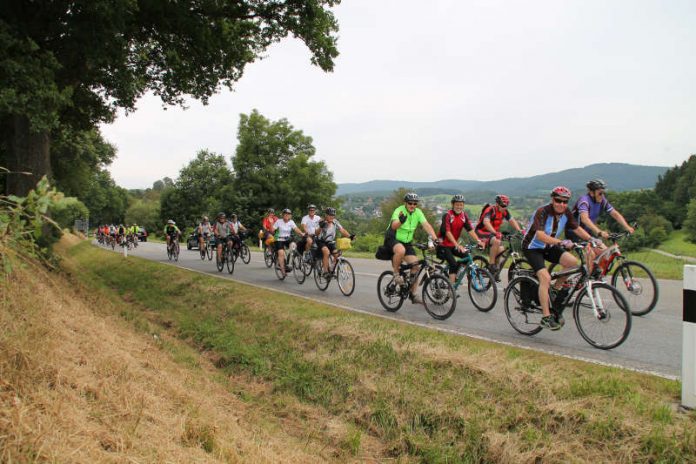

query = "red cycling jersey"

[475,205,511,235]
[438,210,473,247]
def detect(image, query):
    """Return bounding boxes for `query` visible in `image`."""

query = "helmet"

[167,219,175,224]
[586,179,607,191]
[308,204,317,210]
[230,213,237,219]
[325,207,337,216]
[282,208,292,214]
[217,212,226,218]
[451,194,465,203]
[203,216,208,221]
[495,194,510,207]
[550,186,572,199]
[404,192,419,203]
[267,208,275,214]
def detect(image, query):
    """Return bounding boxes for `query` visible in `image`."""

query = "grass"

[658,230,696,258]
[55,240,696,463]
[620,250,689,280]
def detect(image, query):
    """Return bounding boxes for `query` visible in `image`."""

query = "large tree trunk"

[5,114,51,196]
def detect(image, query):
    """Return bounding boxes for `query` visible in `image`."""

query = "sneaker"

[540,315,561,331]
[409,293,423,305]
[555,313,565,327]
[323,271,332,280]
[394,275,405,286]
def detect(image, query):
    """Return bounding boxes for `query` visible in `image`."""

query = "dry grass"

[0,236,357,463]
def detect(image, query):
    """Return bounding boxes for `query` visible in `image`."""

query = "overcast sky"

[102,0,696,189]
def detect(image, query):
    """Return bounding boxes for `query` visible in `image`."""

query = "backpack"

[477,203,491,227]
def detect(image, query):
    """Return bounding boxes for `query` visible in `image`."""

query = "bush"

[351,233,383,253]
[50,196,89,229]
[683,199,696,243]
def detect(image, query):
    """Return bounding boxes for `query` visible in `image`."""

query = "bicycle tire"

[174,243,180,261]
[472,255,488,270]
[377,271,405,312]
[422,274,457,320]
[292,251,305,284]
[206,241,214,260]
[313,260,330,291]
[336,259,355,296]
[241,244,251,264]
[610,261,658,316]
[216,249,224,272]
[467,267,497,312]
[573,282,631,350]
[200,243,206,260]
[507,258,533,282]
[167,245,172,261]
[264,247,274,268]
[504,275,544,336]
[302,250,313,276]
[226,248,234,274]
[274,253,286,280]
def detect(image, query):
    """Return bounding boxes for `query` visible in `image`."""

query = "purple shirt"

[572,194,614,231]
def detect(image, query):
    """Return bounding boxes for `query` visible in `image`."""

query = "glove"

[319,220,327,229]
[560,239,574,249]
[349,234,356,241]
[398,212,407,223]
[495,232,502,240]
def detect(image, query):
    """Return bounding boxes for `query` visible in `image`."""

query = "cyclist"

[475,194,524,279]
[315,207,354,278]
[272,209,305,275]
[128,223,139,246]
[387,192,439,304]
[163,220,181,251]
[436,195,484,284]
[522,186,594,330]
[197,216,212,250]
[229,213,248,251]
[117,224,127,246]
[261,208,278,244]
[301,204,321,259]
[212,212,234,262]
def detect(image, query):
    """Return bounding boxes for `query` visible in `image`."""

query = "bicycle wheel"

[472,255,488,270]
[313,261,330,291]
[230,245,238,263]
[467,267,497,312]
[167,244,172,260]
[240,244,251,264]
[611,261,658,316]
[302,250,314,276]
[226,248,234,274]
[336,259,355,296]
[206,241,214,260]
[274,253,286,280]
[200,243,206,260]
[264,247,274,268]
[422,274,457,320]
[216,248,224,272]
[507,258,533,282]
[377,271,405,312]
[504,275,544,336]
[292,251,306,284]
[573,282,631,350]
[174,243,180,261]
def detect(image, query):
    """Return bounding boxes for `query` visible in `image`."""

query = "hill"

[337,163,667,197]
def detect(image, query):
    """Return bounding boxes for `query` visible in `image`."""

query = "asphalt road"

[102,241,685,379]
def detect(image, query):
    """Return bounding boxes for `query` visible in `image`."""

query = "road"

[103,241,684,379]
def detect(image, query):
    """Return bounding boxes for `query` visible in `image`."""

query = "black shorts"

[317,240,336,254]
[274,240,291,252]
[436,246,467,275]
[523,247,565,272]
[386,237,416,256]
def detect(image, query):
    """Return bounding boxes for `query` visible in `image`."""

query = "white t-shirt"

[273,219,297,241]
[301,214,322,235]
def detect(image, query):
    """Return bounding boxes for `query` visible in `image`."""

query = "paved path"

[651,248,696,263]
[103,242,685,379]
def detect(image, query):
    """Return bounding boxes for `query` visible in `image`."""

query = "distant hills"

[336,163,668,198]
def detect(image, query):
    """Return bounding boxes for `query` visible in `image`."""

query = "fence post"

[683,265,696,409]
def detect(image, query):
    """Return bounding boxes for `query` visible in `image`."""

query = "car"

[187,231,199,250]
[137,227,148,242]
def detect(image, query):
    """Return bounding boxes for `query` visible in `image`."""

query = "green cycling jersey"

[390,205,427,243]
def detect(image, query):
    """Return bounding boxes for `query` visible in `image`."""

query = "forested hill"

[337,163,668,197]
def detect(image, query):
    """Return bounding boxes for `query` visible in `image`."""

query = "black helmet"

[308,204,317,210]
[586,179,607,191]
[282,208,292,214]
[451,194,465,203]
[404,192,419,203]
[217,212,226,218]
[325,207,336,216]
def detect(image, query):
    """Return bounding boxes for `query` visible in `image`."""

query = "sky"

[101,0,696,190]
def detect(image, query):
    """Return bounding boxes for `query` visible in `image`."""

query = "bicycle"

[504,242,632,350]
[377,243,457,320]
[548,231,658,316]
[214,236,235,274]
[473,232,532,282]
[166,237,180,262]
[199,234,213,260]
[272,238,300,281]
[229,231,251,265]
[436,244,497,312]
[311,241,356,296]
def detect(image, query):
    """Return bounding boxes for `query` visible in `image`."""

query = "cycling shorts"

[317,239,336,254]
[523,247,565,272]
[274,240,292,252]
[386,237,416,257]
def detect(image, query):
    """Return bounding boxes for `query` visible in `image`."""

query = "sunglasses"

[407,202,418,206]
[553,198,569,205]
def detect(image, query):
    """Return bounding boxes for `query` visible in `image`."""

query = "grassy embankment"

[8,238,695,462]
[657,230,696,259]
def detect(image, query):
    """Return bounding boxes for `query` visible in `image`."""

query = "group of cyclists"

[388,178,635,330]
[96,223,142,249]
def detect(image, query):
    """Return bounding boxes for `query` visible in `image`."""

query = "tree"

[126,199,160,233]
[1,0,341,196]
[231,110,337,226]
[683,199,696,243]
[81,170,129,225]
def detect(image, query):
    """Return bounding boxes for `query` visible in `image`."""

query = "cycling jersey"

[164,225,180,236]
[437,210,473,247]
[522,204,578,250]
[572,194,614,231]
[475,205,512,235]
[273,219,298,241]
[213,221,233,237]
[262,215,278,232]
[317,219,343,243]
[199,222,212,234]
[390,205,427,244]
[301,214,322,235]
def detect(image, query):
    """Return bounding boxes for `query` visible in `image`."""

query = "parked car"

[186,231,199,250]
[137,227,148,242]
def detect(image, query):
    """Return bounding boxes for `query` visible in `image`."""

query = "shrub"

[683,199,696,243]
[50,196,89,229]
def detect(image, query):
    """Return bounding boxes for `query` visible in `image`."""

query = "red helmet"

[495,194,510,207]
[551,186,571,199]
